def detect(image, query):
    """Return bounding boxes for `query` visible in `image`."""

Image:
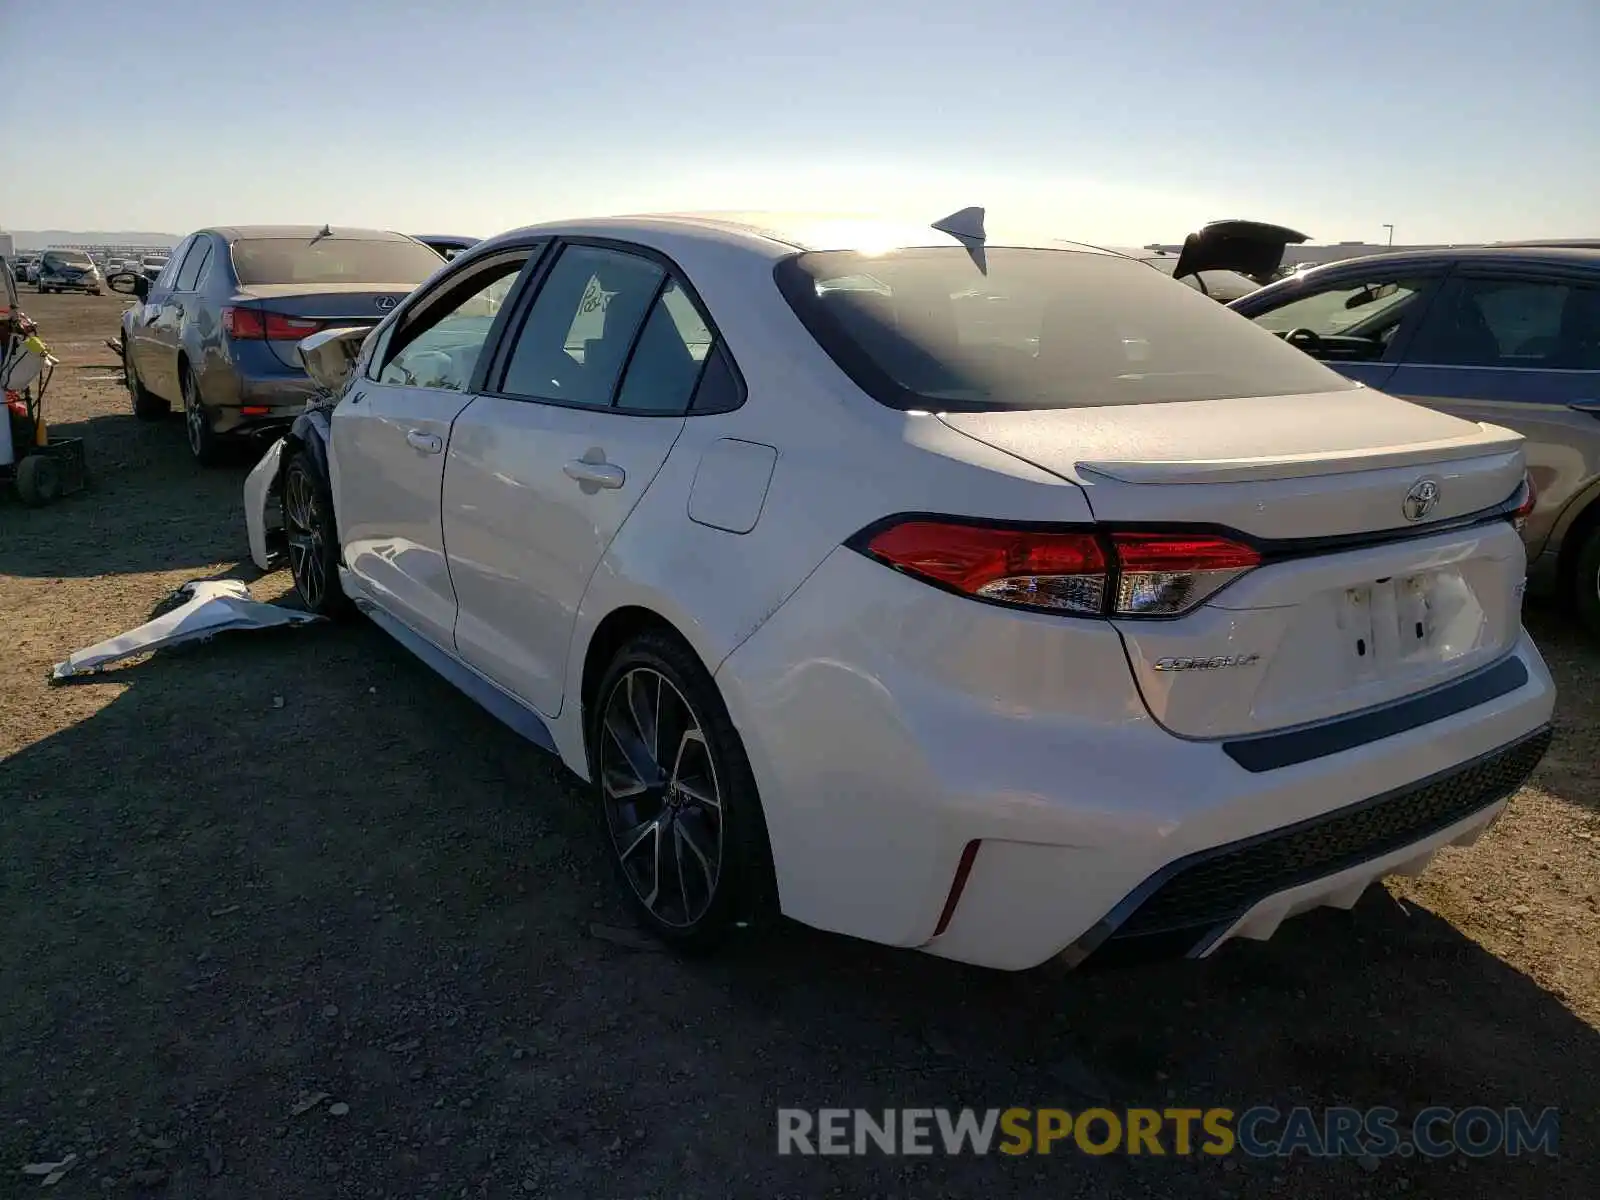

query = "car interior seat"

[1425,293,1503,365]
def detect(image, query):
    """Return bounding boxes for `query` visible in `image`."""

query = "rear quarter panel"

[548,238,1094,777]
[1383,367,1600,557]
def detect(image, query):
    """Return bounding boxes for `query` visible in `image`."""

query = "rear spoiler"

[1172,220,1311,286]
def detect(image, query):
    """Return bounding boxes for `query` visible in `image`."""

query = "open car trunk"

[939,391,1529,739]
[1172,219,1311,285]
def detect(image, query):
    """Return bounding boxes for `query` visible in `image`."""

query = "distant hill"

[7,230,183,251]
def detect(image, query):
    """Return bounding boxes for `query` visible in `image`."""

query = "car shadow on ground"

[1,617,1595,1197]
[0,410,266,578]
[1521,604,1599,816]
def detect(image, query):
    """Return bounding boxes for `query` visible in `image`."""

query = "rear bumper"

[716,547,1557,971]
[1068,726,1550,966]
[200,359,315,437]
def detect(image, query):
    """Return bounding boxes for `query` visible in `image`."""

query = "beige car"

[1231,245,1600,635]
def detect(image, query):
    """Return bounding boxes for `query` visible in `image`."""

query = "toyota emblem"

[1402,478,1440,522]
[375,296,398,311]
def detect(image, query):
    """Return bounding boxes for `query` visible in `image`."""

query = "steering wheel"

[1283,327,1324,353]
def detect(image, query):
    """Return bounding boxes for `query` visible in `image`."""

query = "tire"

[281,449,351,618]
[587,630,776,951]
[1572,526,1600,639]
[124,344,168,420]
[15,455,62,506]
[180,363,225,466]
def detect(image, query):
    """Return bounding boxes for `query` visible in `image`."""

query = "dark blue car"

[112,226,449,464]
[1230,245,1600,635]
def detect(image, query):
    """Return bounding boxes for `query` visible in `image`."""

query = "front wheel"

[589,631,775,951]
[125,345,167,420]
[15,455,62,506]
[281,450,351,618]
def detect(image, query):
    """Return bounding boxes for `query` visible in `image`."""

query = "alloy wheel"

[599,667,724,928]
[283,465,326,610]
[183,375,206,456]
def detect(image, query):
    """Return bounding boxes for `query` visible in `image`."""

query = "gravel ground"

[2,291,1597,1199]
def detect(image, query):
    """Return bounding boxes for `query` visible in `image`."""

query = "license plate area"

[1337,572,1464,679]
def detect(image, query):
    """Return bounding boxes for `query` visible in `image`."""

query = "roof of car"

[479,212,1116,260]
[1296,244,1600,274]
[203,225,417,242]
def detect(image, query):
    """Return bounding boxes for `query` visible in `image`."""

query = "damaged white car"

[244,211,1552,970]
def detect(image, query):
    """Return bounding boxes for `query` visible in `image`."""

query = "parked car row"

[214,208,1553,971]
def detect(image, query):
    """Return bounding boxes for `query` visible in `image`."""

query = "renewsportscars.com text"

[776,1106,1559,1159]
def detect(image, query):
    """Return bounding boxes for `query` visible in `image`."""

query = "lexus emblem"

[375,296,398,311]
[1402,478,1440,522]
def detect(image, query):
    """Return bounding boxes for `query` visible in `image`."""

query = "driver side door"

[330,247,536,648]
[127,236,193,402]
[1235,267,1447,390]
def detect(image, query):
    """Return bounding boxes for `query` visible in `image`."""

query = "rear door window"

[174,239,211,291]
[155,238,193,291]
[1408,276,1600,370]
[497,245,665,409]
[613,281,716,413]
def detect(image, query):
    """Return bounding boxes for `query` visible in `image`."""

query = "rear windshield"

[43,250,92,267]
[230,237,445,286]
[775,247,1355,411]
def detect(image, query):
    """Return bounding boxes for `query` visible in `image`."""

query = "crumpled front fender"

[245,437,285,571]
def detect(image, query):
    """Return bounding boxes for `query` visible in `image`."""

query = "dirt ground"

[1,291,1597,1199]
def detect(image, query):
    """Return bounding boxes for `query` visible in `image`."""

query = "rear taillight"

[855,518,1261,618]
[1512,472,1536,530]
[222,307,323,341]
[862,520,1108,613]
[1109,531,1261,616]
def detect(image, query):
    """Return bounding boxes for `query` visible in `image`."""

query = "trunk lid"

[1171,219,1311,285]
[232,284,410,369]
[939,390,1529,739]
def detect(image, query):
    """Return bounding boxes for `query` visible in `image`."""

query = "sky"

[3,0,1596,245]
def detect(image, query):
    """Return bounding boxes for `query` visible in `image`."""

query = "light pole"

[1382,224,1395,247]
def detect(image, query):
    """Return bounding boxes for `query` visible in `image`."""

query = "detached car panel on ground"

[1230,245,1600,634]
[244,211,1553,970]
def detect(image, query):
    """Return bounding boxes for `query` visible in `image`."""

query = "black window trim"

[365,241,548,390]
[478,235,746,418]
[175,236,214,294]
[156,235,197,292]
[1402,266,1596,371]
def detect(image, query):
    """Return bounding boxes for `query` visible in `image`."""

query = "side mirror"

[108,272,147,299]
[297,326,370,394]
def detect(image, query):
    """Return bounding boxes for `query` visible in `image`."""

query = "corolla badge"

[1402,478,1440,522]
[374,296,399,311]
[1153,654,1261,672]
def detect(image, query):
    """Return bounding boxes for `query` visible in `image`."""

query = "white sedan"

[244,209,1554,970]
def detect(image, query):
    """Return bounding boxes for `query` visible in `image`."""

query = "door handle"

[405,429,443,454]
[563,459,625,489]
